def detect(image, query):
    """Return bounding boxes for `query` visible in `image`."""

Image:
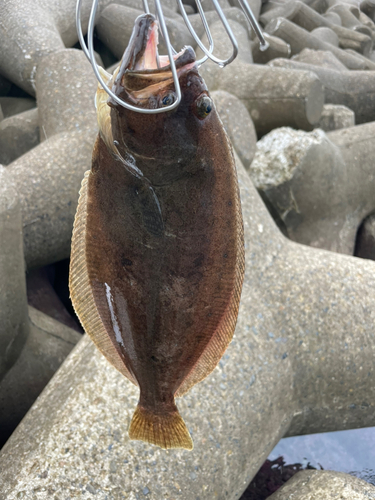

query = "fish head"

[104,14,214,164]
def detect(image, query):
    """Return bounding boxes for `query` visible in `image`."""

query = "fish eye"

[195,95,213,119]
[161,93,176,107]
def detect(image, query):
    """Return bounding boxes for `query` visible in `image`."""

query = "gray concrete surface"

[6,49,97,269]
[317,103,355,131]
[0,306,81,448]
[292,48,349,70]
[204,61,324,135]
[1,155,375,499]
[0,166,29,382]
[212,90,258,169]
[266,17,374,69]
[311,25,340,45]
[251,33,291,64]
[268,58,375,124]
[249,124,375,254]
[268,470,375,499]
[0,165,81,447]
[0,108,39,165]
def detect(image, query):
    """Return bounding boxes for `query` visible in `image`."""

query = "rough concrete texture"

[36,49,98,139]
[0,165,81,446]
[260,0,373,55]
[0,306,81,448]
[0,96,36,118]
[9,129,97,269]
[251,33,291,64]
[317,103,355,131]
[0,166,29,381]
[211,90,258,168]
[266,17,374,69]
[292,48,349,70]
[230,0,261,19]
[283,0,373,55]
[204,61,324,136]
[0,108,39,165]
[329,2,373,36]
[323,10,343,24]
[268,470,375,499]
[6,49,98,269]
[1,155,375,498]
[355,213,375,260]
[311,26,340,47]
[249,124,375,254]
[268,58,375,124]
[311,25,340,45]
[0,0,177,95]
[197,18,253,88]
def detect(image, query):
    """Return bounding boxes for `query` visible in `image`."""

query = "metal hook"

[76,0,182,114]
[76,0,268,113]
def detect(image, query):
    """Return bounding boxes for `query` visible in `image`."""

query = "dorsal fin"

[175,150,245,397]
[69,160,137,385]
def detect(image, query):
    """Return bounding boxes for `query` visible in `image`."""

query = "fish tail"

[129,404,193,451]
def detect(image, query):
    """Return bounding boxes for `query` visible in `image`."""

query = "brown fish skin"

[69,14,244,451]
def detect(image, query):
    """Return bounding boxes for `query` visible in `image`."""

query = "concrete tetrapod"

[203,61,324,136]
[6,49,97,270]
[250,124,375,254]
[268,470,375,499]
[268,57,375,124]
[0,0,156,95]
[1,154,375,499]
[0,167,81,447]
[265,17,374,69]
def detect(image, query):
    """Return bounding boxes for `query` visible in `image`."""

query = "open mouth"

[129,15,194,73]
[111,14,196,100]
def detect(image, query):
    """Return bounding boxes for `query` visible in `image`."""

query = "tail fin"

[129,404,193,450]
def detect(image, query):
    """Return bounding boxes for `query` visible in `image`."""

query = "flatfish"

[69,13,245,450]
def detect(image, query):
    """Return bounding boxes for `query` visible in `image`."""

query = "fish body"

[69,14,244,450]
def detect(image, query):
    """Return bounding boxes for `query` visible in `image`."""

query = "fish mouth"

[111,14,196,106]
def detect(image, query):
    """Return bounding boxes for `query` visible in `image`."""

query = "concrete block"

[0,97,35,118]
[249,124,375,254]
[268,0,374,56]
[205,62,324,136]
[0,166,81,447]
[0,166,29,382]
[268,57,375,124]
[268,470,375,499]
[0,108,39,165]
[251,33,291,63]
[292,48,349,70]
[5,48,98,269]
[329,3,374,37]
[36,49,98,139]
[311,26,340,46]
[211,90,258,168]
[198,19,253,88]
[317,103,355,130]
[1,155,375,498]
[266,17,374,69]
[0,306,81,448]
